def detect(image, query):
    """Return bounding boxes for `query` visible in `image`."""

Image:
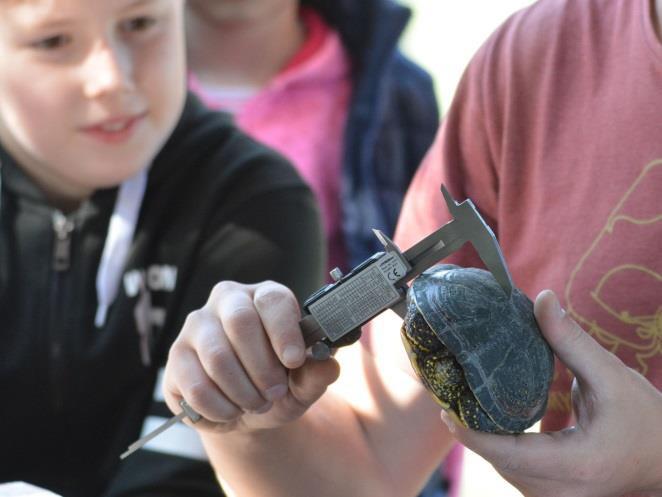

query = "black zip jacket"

[0,94,324,497]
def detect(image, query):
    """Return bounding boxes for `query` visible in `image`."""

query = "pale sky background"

[397,2,536,496]
[401,0,535,113]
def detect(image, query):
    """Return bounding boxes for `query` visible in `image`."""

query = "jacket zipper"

[53,211,74,271]
[50,211,74,411]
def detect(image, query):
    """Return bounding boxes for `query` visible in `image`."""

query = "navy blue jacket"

[306,0,440,268]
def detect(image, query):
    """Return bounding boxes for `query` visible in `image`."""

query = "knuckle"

[224,305,259,332]
[205,343,235,374]
[183,308,207,330]
[185,381,212,408]
[178,309,217,348]
[209,280,239,303]
[253,283,291,309]
[203,345,236,377]
[166,339,186,362]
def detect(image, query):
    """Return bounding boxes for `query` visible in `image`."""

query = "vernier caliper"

[120,185,513,459]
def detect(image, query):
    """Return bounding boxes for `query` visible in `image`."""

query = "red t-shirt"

[396,0,662,434]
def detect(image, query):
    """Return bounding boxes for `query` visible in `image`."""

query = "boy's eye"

[120,16,157,33]
[31,34,72,50]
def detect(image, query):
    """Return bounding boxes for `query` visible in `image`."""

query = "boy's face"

[0,0,186,203]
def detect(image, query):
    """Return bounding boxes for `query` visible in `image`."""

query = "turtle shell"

[403,264,554,433]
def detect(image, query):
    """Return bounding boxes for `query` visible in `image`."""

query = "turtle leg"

[428,354,464,404]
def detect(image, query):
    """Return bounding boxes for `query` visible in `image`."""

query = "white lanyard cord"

[95,170,147,327]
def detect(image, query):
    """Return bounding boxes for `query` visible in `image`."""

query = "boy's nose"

[83,41,135,98]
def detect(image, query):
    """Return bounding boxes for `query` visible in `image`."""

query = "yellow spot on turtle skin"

[457,399,480,431]
[402,309,440,353]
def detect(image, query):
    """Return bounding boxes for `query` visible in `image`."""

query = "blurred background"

[398,2,535,496]
[401,1,535,112]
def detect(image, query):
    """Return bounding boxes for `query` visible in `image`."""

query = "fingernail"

[440,410,456,433]
[282,345,303,366]
[549,291,565,319]
[265,384,288,401]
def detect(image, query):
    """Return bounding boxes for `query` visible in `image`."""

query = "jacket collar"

[303,0,411,72]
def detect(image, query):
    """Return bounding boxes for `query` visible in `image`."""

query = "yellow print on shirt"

[564,160,662,376]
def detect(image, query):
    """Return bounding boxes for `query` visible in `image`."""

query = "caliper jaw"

[299,185,514,358]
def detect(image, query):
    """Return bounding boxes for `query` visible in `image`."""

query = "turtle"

[401,264,554,433]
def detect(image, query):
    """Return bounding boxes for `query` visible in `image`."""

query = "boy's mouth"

[81,111,148,143]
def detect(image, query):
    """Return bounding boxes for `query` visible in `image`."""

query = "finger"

[440,410,571,478]
[192,308,274,413]
[165,344,242,424]
[252,282,306,369]
[534,290,618,387]
[212,285,290,404]
[286,357,341,412]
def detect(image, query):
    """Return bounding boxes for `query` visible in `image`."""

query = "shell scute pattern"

[401,264,554,433]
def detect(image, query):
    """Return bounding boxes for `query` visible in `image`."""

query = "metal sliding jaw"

[300,185,513,355]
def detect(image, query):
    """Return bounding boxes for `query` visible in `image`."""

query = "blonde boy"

[0,1,323,495]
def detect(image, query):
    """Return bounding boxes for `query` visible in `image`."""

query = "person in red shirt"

[160,0,662,496]
[395,0,662,494]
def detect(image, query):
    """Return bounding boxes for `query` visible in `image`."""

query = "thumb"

[534,290,613,388]
[288,357,340,408]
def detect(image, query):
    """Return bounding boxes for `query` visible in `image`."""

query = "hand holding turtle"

[441,290,662,497]
[162,280,340,433]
